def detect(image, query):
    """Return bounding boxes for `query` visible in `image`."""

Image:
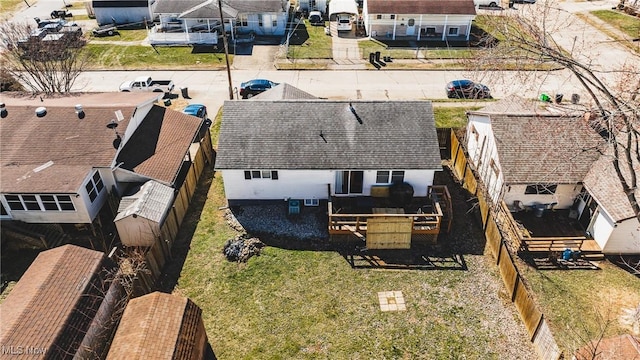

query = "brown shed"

[107,291,211,360]
[0,244,114,359]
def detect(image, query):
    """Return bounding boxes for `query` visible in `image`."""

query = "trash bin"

[533,204,545,218]
[375,51,381,62]
[555,93,563,103]
[539,93,551,102]
[180,87,190,99]
[562,248,572,261]
[163,99,172,106]
[369,52,375,63]
[571,93,580,104]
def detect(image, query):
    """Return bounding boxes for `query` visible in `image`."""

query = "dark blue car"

[445,80,492,99]
[239,79,278,99]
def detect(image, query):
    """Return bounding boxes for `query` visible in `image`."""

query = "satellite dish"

[115,110,124,122]
[106,120,118,129]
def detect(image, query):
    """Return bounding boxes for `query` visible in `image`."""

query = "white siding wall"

[591,209,616,252]
[115,216,160,247]
[222,169,437,200]
[604,218,640,254]
[95,8,153,26]
[467,114,503,204]
[504,184,581,209]
[1,195,92,223]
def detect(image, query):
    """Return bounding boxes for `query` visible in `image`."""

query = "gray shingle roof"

[583,145,639,222]
[216,100,442,170]
[154,0,285,17]
[491,115,604,184]
[250,83,318,100]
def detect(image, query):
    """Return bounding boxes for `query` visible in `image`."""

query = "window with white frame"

[376,14,382,20]
[3,194,76,211]
[390,14,396,20]
[525,184,557,195]
[375,170,405,184]
[448,27,459,36]
[86,171,104,203]
[244,170,279,180]
[304,199,319,206]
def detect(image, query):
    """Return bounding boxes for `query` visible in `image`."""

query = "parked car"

[239,79,278,99]
[309,11,323,26]
[474,0,499,7]
[50,10,72,19]
[336,13,353,31]
[445,80,492,99]
[182,104,208,120]
[119,76,175,93]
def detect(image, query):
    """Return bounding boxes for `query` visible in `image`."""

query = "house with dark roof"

[107,292,213,360]
[217,98,451,245]
[465,97,639,254]
[362,0,477,41]
[0,245,116,358]
[216,99,442,203]
[90,0,158,26]
[149,0,290,45]
[0,93,210,249]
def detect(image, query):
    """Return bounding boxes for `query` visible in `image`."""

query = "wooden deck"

[328,186,453,248]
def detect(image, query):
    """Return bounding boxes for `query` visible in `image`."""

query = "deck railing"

[327,201,443,235]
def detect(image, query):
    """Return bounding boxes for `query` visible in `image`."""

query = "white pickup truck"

[119,76,175,93]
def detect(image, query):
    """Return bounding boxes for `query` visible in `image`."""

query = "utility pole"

[218,0,234,100]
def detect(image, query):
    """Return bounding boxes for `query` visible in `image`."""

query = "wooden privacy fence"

[449,129,562,360]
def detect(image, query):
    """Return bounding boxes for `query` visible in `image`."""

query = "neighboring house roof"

[216,100,442,170]
[583,145,640,222]
[154,0,285,17]
[489,115,604,184]
[107,292,209,360]
[0,245,113,358]
[329,0,359,16]
[574,334,640,360]
[250,83,318,100]
[115,105,202,186]
[366,0,476,15]
[0,93,155,194]
[115,180,175,223]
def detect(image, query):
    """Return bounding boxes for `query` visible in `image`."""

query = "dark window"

[272,18,277,27]
[86,181,97,202]
[376,14,382,20]
[349,171,364,194]
[258,14,263,27]
[41,195,59,210]
[525,184,557,195]
[5,195,23,211]
[0,201,7,215]
[93,172,104,192]
[271,171,279,180]
[244,171,251,179]
[261,170,271,179]
[376,171,389,183]
[390,14,396,20]
[448,27,458,36]
[408,19,415,26]
[22,195,41,210]
[251,170,261,179]
[57,195,75,211]
[391,171,405,183]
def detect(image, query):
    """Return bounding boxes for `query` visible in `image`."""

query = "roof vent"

[0,103,7,118]
[35,106,47,117]
[75,104,85,119]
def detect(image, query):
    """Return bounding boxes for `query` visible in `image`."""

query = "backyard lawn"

[168,110,537,360]
[519,260,640,355]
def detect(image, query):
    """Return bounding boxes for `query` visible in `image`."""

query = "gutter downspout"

[417,14,422,41]
[392,15,397,40]
[442,15,448,41]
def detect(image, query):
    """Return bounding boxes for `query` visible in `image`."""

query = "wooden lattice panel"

[366,217,413,249]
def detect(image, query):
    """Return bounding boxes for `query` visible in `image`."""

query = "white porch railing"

[148,26,218,45]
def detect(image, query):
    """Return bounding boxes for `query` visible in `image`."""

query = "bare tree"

[473,4,639,264]
[0,19,89,93]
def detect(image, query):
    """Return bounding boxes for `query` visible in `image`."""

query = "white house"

[581,146,640,254]
[465,97,639,255]
[362,0,476,41]
[297,0,328,13]
[465,98,603,210]
[216,98,442,205]
[150,0,290,45]
[91,0,158,26]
